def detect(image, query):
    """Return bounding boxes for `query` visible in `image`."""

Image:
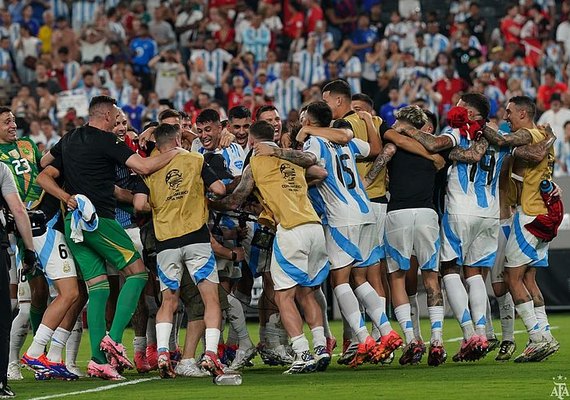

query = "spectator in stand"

[104,41,131,69]
[214,9,237,54]
[82,70,101,103]
[175,0,203,66]
[424,20,449,56]
[189,57,215,99]
[149,5,176,52]
[107,66,132,107]
[224,75,246,111]
[30,61,61,98]
[107,6,127,43]
[322,0,357,46]
[39,114,60,150]
[304,0,324,34]
[434,65,469,115]
[14,25,41,84]
[129,23,158,93]
[38,10,54,55]
[21,4,39,37]
[466,2,487,49]
[79,27,110,64]
[557,120,570,176]
[149,49,185,101]
[57,46,81,90]
[191,37,233,96]
[379,86,407,126]
[266,62,306,123]
[122,87,146,133]
[556,1,570,62]
[241,14,271,63]
[537,67,569,112]
[338,41,362,94]
[520,4,544,68]
[373,71,391,112]
[537,93,570,142]
[293,36,326,87]
[0,36,14,87]
[451,30,481,85]
[361,41,384,98]
[51,16,79,61]
[351,14,378,62]
[384,11,407,49]
[28,117,46,150]
[72,0,102,33]
[500,4,523,51]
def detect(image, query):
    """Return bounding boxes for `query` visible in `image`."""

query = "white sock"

[11,299,17,312]
[156,322,173,352]
[515,300,542,342]
[485,295,495,339]
[227,295,253,349]
[409,294,422,341]
[47,328,71,363]
[465,275,487,336]
[146,295,158,346]
[66,314,82,366]
[133,336,147,353]
[443,274,474,339]
[205,328,221,353]
[394,303,414,344]
[534,305,553,341]
[290,334,309,356]
[313,287,333,338]
[9,302,30,363]
[354,282,392,337]
[27,324,54,358]
[265,313,281,348]
[334,283,369,343]
[428,306,444,344]
[497,293,515,342]
[311,326,326,349]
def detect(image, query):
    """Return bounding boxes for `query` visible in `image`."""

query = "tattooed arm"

[363,143,396,187]
[449,137,489,164]
[399,126,454,152]
[512,125,556,163]
[253,143,318,168]
[209,166,255,211]
[482,125,533,147]
[384,127,445,169]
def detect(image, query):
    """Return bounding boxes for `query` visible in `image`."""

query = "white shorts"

[384,208,440,274]
[242,221,272,276]
[156,242,219,291]
[17,269,31,302]
[106,226,143,276]
[440,213,499,267]
[324,223,380,269]
[8,234,19,286]
[491,218,512,284]
[33,227,77,281]
[370,202,387,260]
[270,223,329,291]
[504,207,549,268]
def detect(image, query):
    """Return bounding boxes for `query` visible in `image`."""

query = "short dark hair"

[249,120,274,141]
[508,96,537,119]
[322,79,351,100]
[196,108,221,125]
[89,95,116,116]
[0,106,11,115]
[305,101,333,128]
[564,120,570,130]
[351,93,374,108]
[255,105,278,120]
[154,123,180,148]
[460,92,490,120]
[158,108,180,122]
[424,110,438,132]
[229,106,251,121]
[83,70,94,78]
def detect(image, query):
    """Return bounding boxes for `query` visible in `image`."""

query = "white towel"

[70,194,99,243]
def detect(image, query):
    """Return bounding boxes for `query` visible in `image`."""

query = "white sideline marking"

[28,377,160,400]
[445,326,559,343]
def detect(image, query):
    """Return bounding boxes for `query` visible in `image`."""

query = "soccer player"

[213,120,329,374]
[38,95,181,380]
[401,93,507,362]
[257,100,390,368]
[227,106,252,152]
[481,96,559,362]
[379,107,447,366]
[316,81,403,362]
[133,123,226,378]
[0,158,37,399]
[0,107,83,381]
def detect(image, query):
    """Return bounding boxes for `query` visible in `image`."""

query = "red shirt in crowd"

[305,4,324,33]
[500,17,521,44]
[284,11,305,38]
[227,89,245,110]
[434,77,469,115]
[537,82,568,110]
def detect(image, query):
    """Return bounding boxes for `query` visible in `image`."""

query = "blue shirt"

[351,27,377,61]
[130,37,158,73]
[122,104,145,133]
[380,103,407,127]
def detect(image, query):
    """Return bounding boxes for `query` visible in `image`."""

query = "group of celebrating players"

[2,78,562,385]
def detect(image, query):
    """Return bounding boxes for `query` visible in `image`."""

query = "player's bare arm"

[210,165,255,211]
[37,165,76,210]
[254,143,318,168]
[295,126,353,145]
[305,165,328,186]
[399,126,454,152]
[482,125,532,147]
[449,137,489,164]
[513,125,556,163]
[386,126,445,169]
[363,143,396,187]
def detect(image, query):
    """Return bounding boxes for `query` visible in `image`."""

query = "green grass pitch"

[9,314,570,400]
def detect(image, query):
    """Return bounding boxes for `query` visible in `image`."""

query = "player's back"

[303,136,374,227]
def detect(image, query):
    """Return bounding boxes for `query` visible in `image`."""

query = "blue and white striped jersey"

[72,1,102,32]
[293,50,325,86]
[266,77,307,120]
[442,127,509,218]
[303,136,375,227]
[194,142,245,180]
[190,48,233,88]
[0,49,11,81]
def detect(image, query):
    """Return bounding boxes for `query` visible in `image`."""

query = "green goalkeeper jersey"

[0,137,43,206]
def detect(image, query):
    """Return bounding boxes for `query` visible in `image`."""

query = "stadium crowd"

[0,0,568,396]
